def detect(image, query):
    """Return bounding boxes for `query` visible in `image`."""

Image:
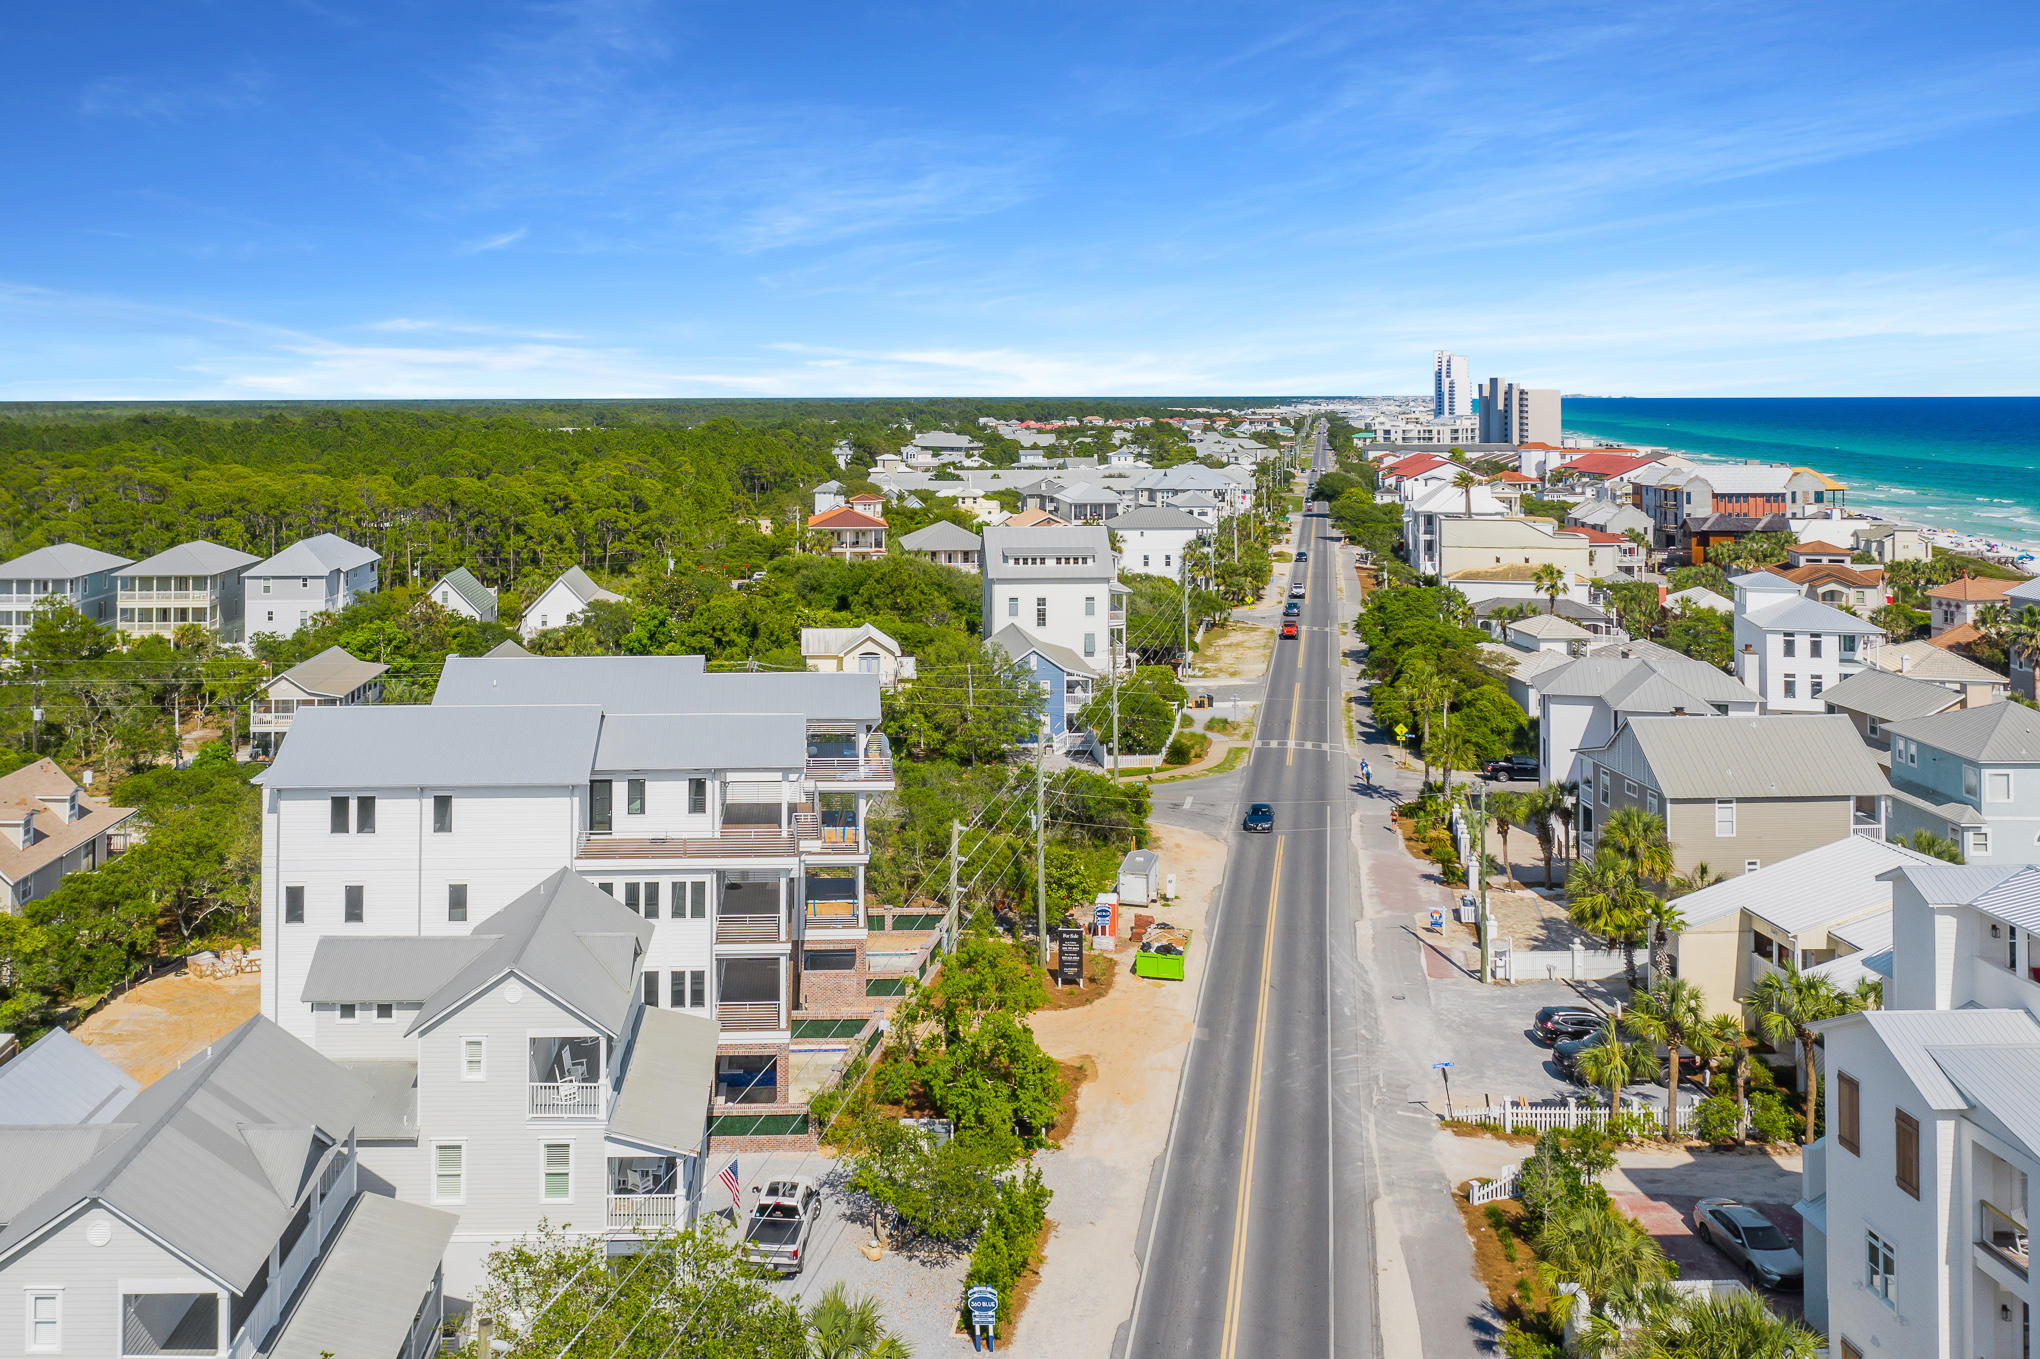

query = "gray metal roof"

[266,1193,457,1359]
[302,937,494,1004]
[981,524,1115,581]
[1888,702,2040,764]
[1507,614,1593,640]
[0,543,132,578]
[1119,849,1159,874]
[1741,591,1883,633]
[335,1061,419,1140]
[0,1017,373,1288]
[897,521,983,551]
[985,624,1096,679]
[249,533,379,578]
[1820,668,1963,723]
[1539,655,1756,711]
[0,1028,138,1124]
[800,624,902,657]
[408,869,651,1038]
[1863,640,2008,687]
[608,1007,719,1155]
[1103,507,1211,532]
[1169,491,1222,507]
[484,638,532,657]
[258,704,602,789]
[433,655,880,722]
[1674,835,1939,932]
[430,565,497,616]
[1928,1044,2040,1156]
[270,645,387,699]
[1829,1009,2040,1110]
[543,564,626,608]
[122,539,262,577]
[1587,714,1888,799]
[596,713,806,771]
[0,1125,128,1226]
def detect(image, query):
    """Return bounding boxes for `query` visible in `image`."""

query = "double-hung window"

[1782,633,1796,658]
[433,1143,465,1204]
[433,795,454,833]
[688,779,708,815]
[627,779,646,816]
[1036,597,1048,628]
[25,1289,60,1353]
[1865,1227,1896,1304]
[462,1037,485,1080]
[1715,800,1737,836]
[1810,635,1823,658]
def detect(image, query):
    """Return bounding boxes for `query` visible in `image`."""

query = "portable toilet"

[1117,849,1161,906]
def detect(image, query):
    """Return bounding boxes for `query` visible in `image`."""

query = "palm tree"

[1670,862,1721,897]
[1634,1287,1822,1358]
[1624,979,1708,1134]
[1400,659,1453,790]
[1903,828,1965,863]
[1696,1011,1753,1144]
[2002,604,2040,673]
[1871,602,1916,640]
[1744,966,1860,1146]
[1427,727,1478,806]
[1452,467,1479,518]
[808,1284,913,1359]
[1551,779,1580,862]
[1575,1016,1663,1122]
[1488,789,1524,887]
[1598,807,1673,883]
[1533,1196,1675,1335]
[1566,853,1653,986]
[1531,562,1566,615]
[1523,785,1561,887]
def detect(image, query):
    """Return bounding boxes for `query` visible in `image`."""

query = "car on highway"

[1693,1198,1803,1290]
[1282,600,1301,617]
[1289,584,1306,599]
[1242,802,1275,833]
[1280,620,1299,639]
[1295,550,1308,562]
[1482,755,1539,781]
[1533,1006,1602,1045]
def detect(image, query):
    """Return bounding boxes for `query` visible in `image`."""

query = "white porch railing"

[529,1081,604,1117]
[608,1193,680,1232]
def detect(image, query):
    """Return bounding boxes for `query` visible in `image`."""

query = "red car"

[1280,620,1299,639]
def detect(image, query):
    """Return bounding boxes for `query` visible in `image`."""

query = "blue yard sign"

[967,1286,999,1351]
[1093,903,1113,927]
[1428,908,1444,932]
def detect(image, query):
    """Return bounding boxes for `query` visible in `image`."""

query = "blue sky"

[5,0,2040,398]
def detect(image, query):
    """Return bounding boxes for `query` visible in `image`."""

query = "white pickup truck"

[740,1177,822,1276]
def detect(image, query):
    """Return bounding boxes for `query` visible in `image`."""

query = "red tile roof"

[1928,576,2014,602]
[1930,623,1987,648]
[1567,527,1629,544]
[1493,470,1539,483]
[1555,452,1662,478]
[1383,454,1449,477]
[1789,541,1854,556]
[809,506,887,530]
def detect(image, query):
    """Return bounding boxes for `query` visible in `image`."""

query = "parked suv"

[1533,1006,1601,1045]
[1482,755,1539,781]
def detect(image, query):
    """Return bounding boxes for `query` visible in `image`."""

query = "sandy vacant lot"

[1010,819,1227,1358]
[73,970,261,1084]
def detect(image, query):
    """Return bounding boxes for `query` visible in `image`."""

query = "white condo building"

[980,524,1129,672]
[1732,571,1882,711]
[1433,350,1470,418]
[1803,861,2040,1358]
[256,654,903,1290]
[243,533,380,637]
[0,543,131,641]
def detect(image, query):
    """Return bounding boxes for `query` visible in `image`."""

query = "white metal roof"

[259,703,602,789]
[1586,713,1889,800]
[0,543,133,578]
[1674,836,1939,933]
[122,539,262,577]
[607,1007,720,1156]
[249,533,379,578]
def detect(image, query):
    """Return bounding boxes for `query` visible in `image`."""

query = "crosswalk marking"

[1254,739,1333,751]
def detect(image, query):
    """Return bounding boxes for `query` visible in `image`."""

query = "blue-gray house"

[1885,701,2040,865]
[987,624,1097,744]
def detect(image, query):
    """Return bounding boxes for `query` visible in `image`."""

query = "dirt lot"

[73,970,261,1084]
[1010,820,1226,1358]
[1196,620,1273,682]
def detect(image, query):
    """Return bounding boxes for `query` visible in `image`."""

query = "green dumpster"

[1132,929,1191,980]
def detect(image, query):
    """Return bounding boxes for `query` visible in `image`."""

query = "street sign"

[966,1286,999,1351]
[1393,723,1409,740]
[1056,927,1085,984]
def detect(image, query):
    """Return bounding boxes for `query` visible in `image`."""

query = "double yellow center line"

[1218,834,1284,1359]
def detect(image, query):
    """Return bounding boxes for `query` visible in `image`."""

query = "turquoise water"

[1563,397,2040,552]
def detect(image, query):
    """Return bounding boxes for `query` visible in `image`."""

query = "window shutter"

[434,1144,463,1200]
[543,1143,571,1201]
[1895,1110,1920,1198]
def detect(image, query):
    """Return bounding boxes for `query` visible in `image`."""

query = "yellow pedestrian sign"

[1394,722,1412,769]
[1393,723,1408,740]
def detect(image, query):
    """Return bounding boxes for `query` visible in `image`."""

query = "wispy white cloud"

[455,226,529,254]
[78,69,268,121]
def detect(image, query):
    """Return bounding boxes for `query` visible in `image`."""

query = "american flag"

[717,1158,741,1203]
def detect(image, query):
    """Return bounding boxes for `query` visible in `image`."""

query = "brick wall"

[794,939,867,1009]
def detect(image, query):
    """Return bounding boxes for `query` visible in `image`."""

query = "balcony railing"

[794,809,863,853]
[529,1080,605,1117]
[717,1001,784,1031]
[608,1193,680,1232]
[716,913,785,944]
[806,732,892,784]
[577,827,797,860]
[1981,1201,2030,1280]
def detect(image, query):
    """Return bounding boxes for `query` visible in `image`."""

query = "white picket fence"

[1450,1092,1702,1138]
[1469,1163,1522,1205]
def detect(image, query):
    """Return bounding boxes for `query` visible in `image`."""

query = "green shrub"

[1484,1204,1519,1263]
[963,1164,1052,1328]
[1163,731,1210,766]
[1501,1319,1566,1359]
[1747,1090,1803,1144]
[1691,1095,1742,1146]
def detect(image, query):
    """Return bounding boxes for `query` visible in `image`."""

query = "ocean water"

[1562,397,2040,551]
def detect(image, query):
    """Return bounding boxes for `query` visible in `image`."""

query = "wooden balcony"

[717,1000,784,1032]
[805,733,893,785]
[528,1080,604,1117]
[577,827,797,861]
[716,912,785,944]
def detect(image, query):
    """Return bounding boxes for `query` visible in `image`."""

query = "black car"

[1533,1006,1602,1045]
[1283,601,1302,617]
[1243,802,1275,833]
[1295,550,1308,563]
[1482,755,1539,781]
[1553,1025,1616,1078]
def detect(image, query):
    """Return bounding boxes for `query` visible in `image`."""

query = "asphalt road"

[1123,423,1377,1358]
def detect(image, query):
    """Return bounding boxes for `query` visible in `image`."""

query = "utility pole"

[1108,662,1120,778]
[947,819,962,953]
[1035,713,1049,967]
[1474,782,1493,985]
